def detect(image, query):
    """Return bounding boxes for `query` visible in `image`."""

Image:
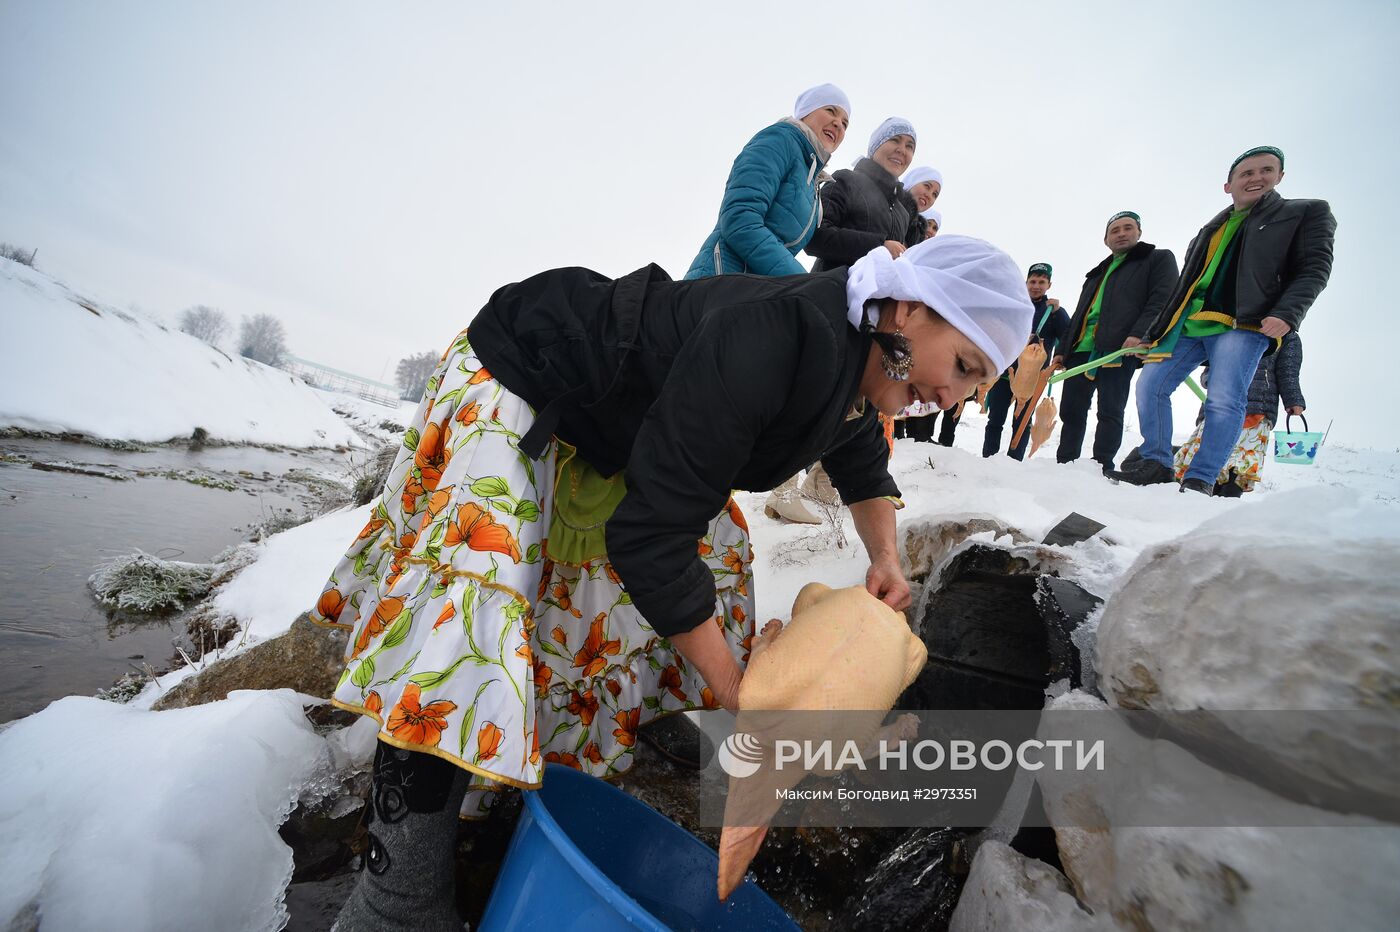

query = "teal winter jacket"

[685,120,826,279]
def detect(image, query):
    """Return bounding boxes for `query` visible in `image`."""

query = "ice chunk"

[0,689,331,931]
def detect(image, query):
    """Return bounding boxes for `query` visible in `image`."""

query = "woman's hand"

[884,240,907,259]
[709,671,743,714]
[865,556,911,612]
[848,498,910,611]
[668,620,745,714]
[1287,405,1306,416]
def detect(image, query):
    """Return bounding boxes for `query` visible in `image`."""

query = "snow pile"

[0,689,332,932]
[213,504,372,642]
[951,841,1109,932]
[1032,690,1400,932]
[0,259,359,447]
[88,550,215,612]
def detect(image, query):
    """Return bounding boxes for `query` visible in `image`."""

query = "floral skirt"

[310,330,756,816]
[1172,414,1273,492]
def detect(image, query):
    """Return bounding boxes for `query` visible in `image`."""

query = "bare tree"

[394,351,439,401]
[0,242,37,267]
[238,314,290,367]
[178,305,229,347]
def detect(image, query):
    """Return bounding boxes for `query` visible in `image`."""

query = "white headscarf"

[866,117,916,158]
[902,166,943,190]
[845,235,1032,375]
[792,84,851,121]
[921,207,942,227]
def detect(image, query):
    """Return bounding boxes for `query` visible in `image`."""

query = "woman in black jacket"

[316,236,1031,930]
[806,116,924,271]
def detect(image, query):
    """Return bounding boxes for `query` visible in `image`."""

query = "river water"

[0,437,355,723]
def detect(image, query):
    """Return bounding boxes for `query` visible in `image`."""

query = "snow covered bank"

[213,504,372,642]
[0,258,359,447]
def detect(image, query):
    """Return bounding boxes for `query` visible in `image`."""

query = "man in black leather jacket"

[1116,146,1336,494]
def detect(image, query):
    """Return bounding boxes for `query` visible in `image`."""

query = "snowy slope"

[0,258,359,447]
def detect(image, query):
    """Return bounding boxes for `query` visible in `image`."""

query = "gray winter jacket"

[1249,330,1305,423]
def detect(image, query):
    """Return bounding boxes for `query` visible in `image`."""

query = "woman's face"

[872,134,916,177]
[910,180,941,211]
[925,219,939,238]
[859,301,996,415]
[800,106,849,152]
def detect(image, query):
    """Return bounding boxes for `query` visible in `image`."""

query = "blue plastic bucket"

[1272,414,1326,466]
[477,763,798,931]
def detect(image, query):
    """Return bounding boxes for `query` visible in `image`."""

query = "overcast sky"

[2,0,1396,449]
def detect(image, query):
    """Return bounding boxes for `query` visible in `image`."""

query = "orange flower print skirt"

[1172,414,1273,492]
[310,331,756,817]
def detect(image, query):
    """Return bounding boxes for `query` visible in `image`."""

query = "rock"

[30,460,128,480]
[837,827,965,932]
[283,872,357,932]
[304,703,361,732]
[900,545,1098,711]
[1036,577,1102,692]
[279,792,366,882]
[1038,691,1400,932]
[901,514,1032,582]
[1095,487,1400,811]
[153,614,347,711]
[950,841,1107,932]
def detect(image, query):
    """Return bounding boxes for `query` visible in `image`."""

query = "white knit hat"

[921,207,942,228]
[866,117,916,158]
[845,234,1032,374]
[902,166,943,191]
[792,84,851,121]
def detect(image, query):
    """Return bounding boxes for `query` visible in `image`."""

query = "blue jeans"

[1136,330,1269,484]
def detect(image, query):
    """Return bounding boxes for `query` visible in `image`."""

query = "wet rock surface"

[835,826,967,931]
[283,873,358,932]
[153,614,347,711]
[900,544,1100,712]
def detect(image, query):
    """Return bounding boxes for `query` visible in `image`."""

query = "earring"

[879,328,914,381]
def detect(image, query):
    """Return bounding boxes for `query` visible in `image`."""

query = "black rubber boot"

[332,743,469,932]
[1111,458,1175,486]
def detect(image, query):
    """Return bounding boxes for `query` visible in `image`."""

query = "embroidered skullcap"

[1027,262,1052,279]
[867,117,917,158]
[846,234,1033,375]
[1228,145,1284,180]
[793,84,851,121]
[903,166,943,191]
[1105,210,1140,232]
